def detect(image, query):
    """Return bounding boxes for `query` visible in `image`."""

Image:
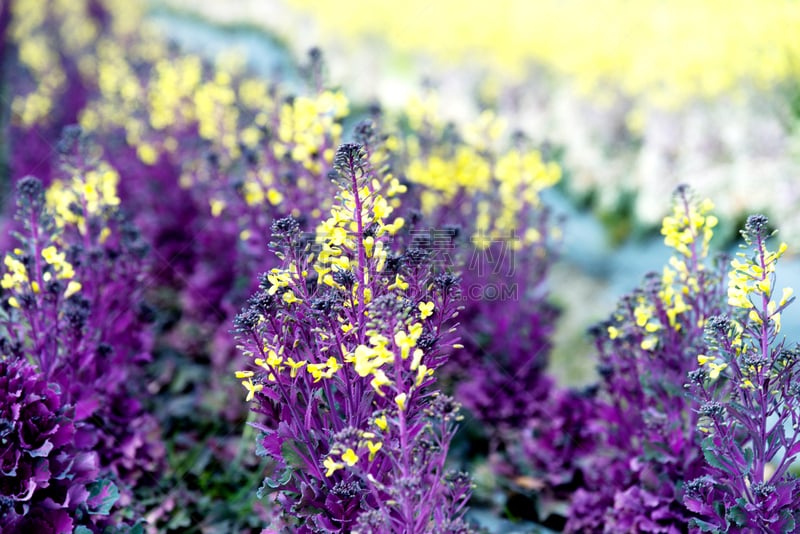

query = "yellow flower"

[242,378,263,401]
[779,287,794,306]
[394,330,417,360]
[607,326,621,339]
[283,290,301,305]
[41,246,64,265]
[708,362,728,380]
[64,280,82,299]
[395,392,408,411]
[307,357,341,382]
[364,235,375,258]
[697,354,712,365]
[366,441,382,460]
[352,345,378,377]
[415,364,430,386]
[374,415,388,431]
[341,448,359,466]
[410,349,424,371]
[418,301,434,319]
[640,336,658,351]
[210,198,225,217]
[285,358,307,378]
[369,369,392,395]
[324,456,344,477]
[325,357,342,375]
[388,274,409,291]
[266,349,283,367]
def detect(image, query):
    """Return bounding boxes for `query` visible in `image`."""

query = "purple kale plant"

[684,214,800,532]
[1,152,162,525]
[0,357,103,534]
[234,143,473,533]
[563,187,729,532]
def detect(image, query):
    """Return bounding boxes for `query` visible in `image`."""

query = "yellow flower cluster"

[274,91,348,174]
[234,370,263,402]
[728,239,791,335]
[28,0,344,176]
[697,230,795,389]
[632,299,661,351]
[236,145,408,400]
[9,0,68,126]
[658,196,718,332]
[313,176,405,298]
[230,90,349,214]
[1,245,81,308]
[492,148,561,248]
[82,41,239,165]
[404,98,561,249]
[323,430,383,477]
[194,72,240,156]
[286,0,800,107]
[306,357,342,382]
[345,322,431,397]
[10,0,145,127]
[661,198,717,260]
[607,193,720,349]
[46,162,121,237]
[697,353,729,381]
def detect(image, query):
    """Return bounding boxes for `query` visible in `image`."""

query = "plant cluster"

[684,215,800,531]
[0,357,107,533]
[508,189,800,533]
[0,139,162,531]
[562,188,728,531]
[2,0,800,532]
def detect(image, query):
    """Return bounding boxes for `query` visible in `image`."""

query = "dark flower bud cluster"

[741,213,771,244]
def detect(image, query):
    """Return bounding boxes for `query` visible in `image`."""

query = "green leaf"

[74,527,93,534]
[281,440,309,469]
[726,500,748,527]
[780,510,796,533]
[690,518,722,533]
[258,468,293,497]
[86,479,120,516]
[701,436,729,472]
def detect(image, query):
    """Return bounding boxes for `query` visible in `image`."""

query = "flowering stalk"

[235,143,472,533]
[564,187,728,531]
[0,131,163,526]
[685,214,800,531]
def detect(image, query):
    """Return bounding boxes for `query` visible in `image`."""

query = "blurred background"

[148,0,800,385]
